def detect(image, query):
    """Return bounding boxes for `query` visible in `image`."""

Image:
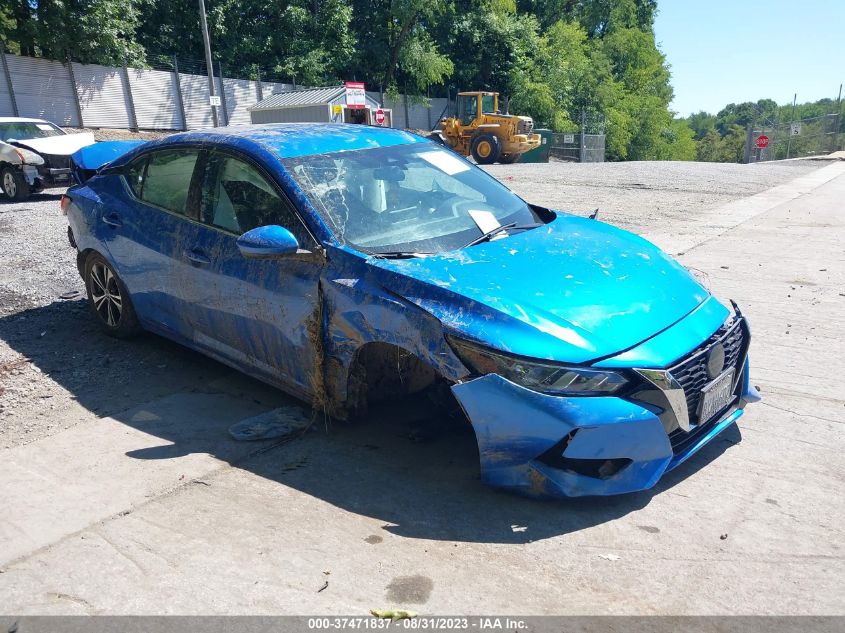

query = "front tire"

[470,134,501,164]
[84,253,140,338]
[1,166,31,202]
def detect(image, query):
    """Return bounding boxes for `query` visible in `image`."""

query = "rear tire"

[499,153,521,164]
[470,134,501,164]
[84,252,140,338]
[1,166,30,202]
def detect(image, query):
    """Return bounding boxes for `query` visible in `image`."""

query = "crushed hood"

[370,213,709,364]
[71,140,145,171]
[14,132,96,156]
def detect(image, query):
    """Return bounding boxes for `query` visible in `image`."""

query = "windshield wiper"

[369,251,433,259]
[461,222,540,249]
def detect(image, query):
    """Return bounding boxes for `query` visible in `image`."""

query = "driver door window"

[200,154,311,245]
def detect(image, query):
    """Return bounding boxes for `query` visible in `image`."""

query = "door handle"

[101,212,122,227]
[184,249,211,265]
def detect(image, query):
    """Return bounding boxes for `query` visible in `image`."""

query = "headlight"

[14,148,44,166]
[448,337,628,396]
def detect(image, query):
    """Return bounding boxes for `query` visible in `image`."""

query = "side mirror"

[237,225,300,259]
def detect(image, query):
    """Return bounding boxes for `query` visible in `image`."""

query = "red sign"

[344,81,366,110]
[375,108,385,125]
[755,135,769,149]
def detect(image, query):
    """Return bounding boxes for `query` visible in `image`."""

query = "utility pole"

[786,92,797,159]
[833,83,843,153]
[198,0,219,127]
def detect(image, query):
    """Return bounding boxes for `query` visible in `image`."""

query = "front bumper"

[452,362,755,498]
[35,164,73,187]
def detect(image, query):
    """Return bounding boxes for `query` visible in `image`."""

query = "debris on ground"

[228,405,311,441]
[370,609,417,621]
[318,580,329,593]
[720,533,729,540]
[598,553,621,561]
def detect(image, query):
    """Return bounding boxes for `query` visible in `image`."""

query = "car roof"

[156,123,425,159]
[0,117,52,124]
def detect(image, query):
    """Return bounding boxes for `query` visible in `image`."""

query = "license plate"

[698,368,735,424]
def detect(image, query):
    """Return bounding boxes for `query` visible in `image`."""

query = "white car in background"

[0,117,95,201]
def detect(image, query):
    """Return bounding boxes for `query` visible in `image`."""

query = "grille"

[667,318,749,452]
[41,154,72,170]
[518,119,534,135]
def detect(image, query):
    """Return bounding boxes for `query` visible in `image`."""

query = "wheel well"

[76,248,95,278]
[347,342,439,409]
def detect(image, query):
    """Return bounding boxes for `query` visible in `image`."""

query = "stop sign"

[375,109,385,125]
[755,135,769,149]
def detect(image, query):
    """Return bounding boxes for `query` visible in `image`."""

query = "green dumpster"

[518,128,553,163]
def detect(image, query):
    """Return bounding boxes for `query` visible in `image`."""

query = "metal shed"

[248,85,391,127]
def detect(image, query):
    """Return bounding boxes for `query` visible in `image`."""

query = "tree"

[347,0,452,93]
[683,111,717,140]
[135,0,354,84]
[3,0,145,65]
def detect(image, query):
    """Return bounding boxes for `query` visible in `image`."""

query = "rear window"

[140,149,199,215]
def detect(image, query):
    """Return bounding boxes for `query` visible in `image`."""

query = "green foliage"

[694,124,745,163]
[4,0,145,65]
[1,0,709,162]
[679,95,844,163]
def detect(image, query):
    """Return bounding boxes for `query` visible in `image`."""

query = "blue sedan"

[63,124,759,498]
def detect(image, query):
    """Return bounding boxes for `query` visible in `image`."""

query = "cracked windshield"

[284,144,542,255]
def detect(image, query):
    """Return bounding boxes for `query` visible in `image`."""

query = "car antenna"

[589,208,599,220]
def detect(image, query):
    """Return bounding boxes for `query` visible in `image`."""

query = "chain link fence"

[549,111,606,162]
[746,109,842,162]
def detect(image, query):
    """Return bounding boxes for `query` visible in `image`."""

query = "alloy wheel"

[3,172,16,198]
[89,262,123,327]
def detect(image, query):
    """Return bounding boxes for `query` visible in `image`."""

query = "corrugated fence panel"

[129,68,183,130]
[382,96,407,129]
[0,53,447,132]
[0,58,13,115]
[180,73,214,129]
[262,82,296,97]
[407,104,432,131]
[6,55,80,125]
[429,98,449,123]
[222,77,258,126]
[73,62,132,128]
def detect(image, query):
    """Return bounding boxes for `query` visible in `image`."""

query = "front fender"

[321,271,470,405]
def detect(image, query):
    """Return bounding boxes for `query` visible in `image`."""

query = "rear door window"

[140,149,200,216]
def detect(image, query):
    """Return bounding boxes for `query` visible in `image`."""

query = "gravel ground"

[62,127,170,141]
[486,160,820,251]
[0,159,825,448]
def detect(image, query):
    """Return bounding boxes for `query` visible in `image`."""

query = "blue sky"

[654,1,845,116]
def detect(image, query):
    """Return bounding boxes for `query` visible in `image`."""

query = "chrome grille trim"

[669,317,749,425]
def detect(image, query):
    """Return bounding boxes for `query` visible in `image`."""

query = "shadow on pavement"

[0,299,742,544]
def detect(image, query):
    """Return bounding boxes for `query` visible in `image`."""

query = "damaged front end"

[449,310,758,498]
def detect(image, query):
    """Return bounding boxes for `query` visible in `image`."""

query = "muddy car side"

[63,124,759,498]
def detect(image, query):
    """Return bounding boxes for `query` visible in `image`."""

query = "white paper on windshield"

[418,150,470,175]
[36,124,54,131]
[468,209,501,234]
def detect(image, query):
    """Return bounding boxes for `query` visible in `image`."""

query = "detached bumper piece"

[451,316,756,498]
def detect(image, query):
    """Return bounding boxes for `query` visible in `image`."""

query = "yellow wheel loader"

[428,92,541,165]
